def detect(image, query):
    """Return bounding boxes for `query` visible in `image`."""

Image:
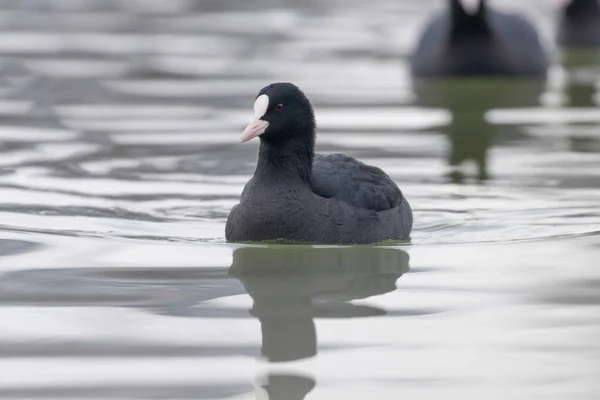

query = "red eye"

[275,104,283,111]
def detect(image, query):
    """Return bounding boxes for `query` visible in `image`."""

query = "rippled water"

[0,0,599,398]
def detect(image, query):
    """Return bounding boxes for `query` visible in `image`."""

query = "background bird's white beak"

[240,118,269,143]
[457,0,478,13]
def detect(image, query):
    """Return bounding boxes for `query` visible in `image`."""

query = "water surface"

[0,0,599,398]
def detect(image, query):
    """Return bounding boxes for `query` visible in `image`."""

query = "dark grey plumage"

[557,0,600,48]
[410,0,549,77]
[310,153,401,212]
[225,83,412,244]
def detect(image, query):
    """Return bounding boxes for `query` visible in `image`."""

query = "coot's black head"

[448,0,492,42]
[240,82,316,145]
[564,0,600,20]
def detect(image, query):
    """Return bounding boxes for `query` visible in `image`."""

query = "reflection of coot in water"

[254,374,316,400]
[413,77,546,183]
[556,49,600,152]
[228,246,410,362]
[560,49,600,108]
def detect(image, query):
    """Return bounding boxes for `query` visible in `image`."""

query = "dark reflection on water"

[0,239,41,256]
[0,266,243,308]
[413,77,546,183]
[537,278,600,306]
[560,49,600,155]
[256,373,316,400]
[229,246,411,362]
[0,383,251,400]
[561,49,600,109]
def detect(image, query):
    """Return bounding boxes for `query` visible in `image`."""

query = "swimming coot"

[410,0,549,77]
[557,0,600,48]
[225,83,413,244]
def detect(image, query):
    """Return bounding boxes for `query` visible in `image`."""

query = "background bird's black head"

[254,82,316,144]
[564,0,600,20]
[444,0,518,76]
[449,0,491,39]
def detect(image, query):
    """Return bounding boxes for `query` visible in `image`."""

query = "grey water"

[0,0,599,398]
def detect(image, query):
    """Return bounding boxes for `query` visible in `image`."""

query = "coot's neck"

[255,133,315,184]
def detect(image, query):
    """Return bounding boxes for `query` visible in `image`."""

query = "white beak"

[240,94,270,143]
[240,118,269,143]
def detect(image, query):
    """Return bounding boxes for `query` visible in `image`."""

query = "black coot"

[557,0,600,48]
[225,83,412,244]
[410,0,549,77]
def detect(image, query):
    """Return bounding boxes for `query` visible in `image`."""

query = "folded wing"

[310,153,403,212]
